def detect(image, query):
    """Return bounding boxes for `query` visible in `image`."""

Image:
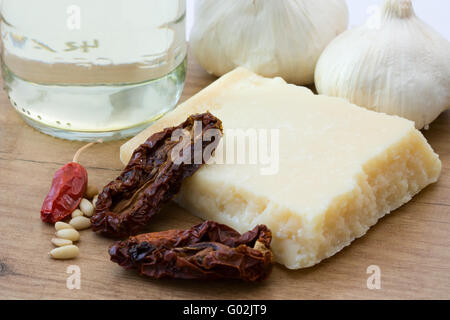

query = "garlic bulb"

[190,0,348,85]
[315,0,450,129]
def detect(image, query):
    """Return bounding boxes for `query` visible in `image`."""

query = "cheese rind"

[121,68,441,269]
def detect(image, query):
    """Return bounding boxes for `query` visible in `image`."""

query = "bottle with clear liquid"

[0,0,187,141]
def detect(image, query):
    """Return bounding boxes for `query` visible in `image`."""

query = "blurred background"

[186,0,450,41]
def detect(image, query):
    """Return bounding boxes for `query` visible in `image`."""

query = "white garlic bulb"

[190,0,348,85]
[315,0,450,129]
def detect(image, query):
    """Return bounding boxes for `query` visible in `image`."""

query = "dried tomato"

[91,112,223,238]
[109,221,273,281]
[41,142,98,224]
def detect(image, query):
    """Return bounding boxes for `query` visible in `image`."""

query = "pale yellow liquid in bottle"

[1,0,187,140]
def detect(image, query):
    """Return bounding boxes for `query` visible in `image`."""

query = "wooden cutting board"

[0,53,449,300]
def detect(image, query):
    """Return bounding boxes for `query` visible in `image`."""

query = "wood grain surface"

[0,53,449,300]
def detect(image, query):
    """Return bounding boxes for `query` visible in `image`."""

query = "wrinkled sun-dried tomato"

[91,112,223,238]
[109,221,273,281]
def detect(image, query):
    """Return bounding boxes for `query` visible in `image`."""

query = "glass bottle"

[1,0,187,141]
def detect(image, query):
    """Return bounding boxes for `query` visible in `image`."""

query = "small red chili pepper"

[41,141,99,224]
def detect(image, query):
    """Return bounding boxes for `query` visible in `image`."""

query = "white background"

[186,0,450,41]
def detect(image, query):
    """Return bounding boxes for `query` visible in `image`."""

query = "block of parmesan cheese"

[120,67,441,269]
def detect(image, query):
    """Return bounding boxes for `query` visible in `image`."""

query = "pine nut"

[55,221,74,231]
[92,195,98,207]
[71,209,84,218]
[56,228,80,241]
[85,185,99,199]
[69,216,91,230]
[51,238,73,247]
[49,245,79,260]
[79,198,94,217]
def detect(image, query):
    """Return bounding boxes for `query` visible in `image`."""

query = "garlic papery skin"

[314,0,450,129]
[190,0,348,85]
